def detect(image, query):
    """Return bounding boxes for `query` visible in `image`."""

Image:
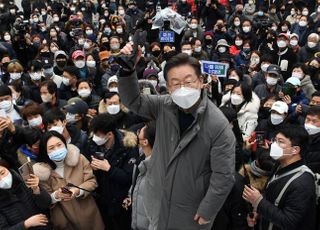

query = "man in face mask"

[0,85,22,125]
[192,38,209,60]
[86,113,139,229]
[243,125,316,230]
[298,33,320,62]
[59,66,79,100]
[254,64,282,100]
[304,106,320,173]
[63,98,88,131]
[275,33,298,80]
[181,42,193,56]
[72,50,86,70]
[118,44,235,229]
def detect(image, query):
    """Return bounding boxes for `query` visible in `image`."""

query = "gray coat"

[118,71,236,230]
[132,156,152,230]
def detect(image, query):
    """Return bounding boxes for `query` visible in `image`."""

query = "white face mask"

[107,104,120,115]
[308,42,317,48]
[261,63,270,72]
[83,42,91,50]
[194,47,201,53]
[86,60,96,68]
[30,72,42,81]
[290,39,298,46]
[234,21,240,27]
[292,72,303,79]
[78,39,85,45]
[109,87,118,93]
[41,94,53,103]
[148,80,158,88]
[28,116,42,127]
[271,113,284,125]
[118,9,125,15]
[302,10,309,16]
[171,87,201,109]
[93,134,107,146]
[218,46,227,53]
[190,23,197,29]
[49,125,64,134]
[182,50,192,56]
[53,16,59,22]
[4,35,11,41]
[229,75,239,81]
[66,113,77,124]
[74,60,85,69]
[230,94,244,105]
[10,72,21,80]
[251,57,260,65]
[78,88,91,98]
[266,76,278,86]
[305,123,320,135]
[116,28,123,34]
[0,171,13,189]
[277,40,287,48]
[235,40,243,46]
[299,21,307,27]
[270,142,284,160]
[110,44,120,50]
[86,29,93,35]
[62,77,70,86]
[242,26,251,33]
[0,100,12,112]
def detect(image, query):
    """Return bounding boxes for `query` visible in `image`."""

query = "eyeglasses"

[169,78,199,90]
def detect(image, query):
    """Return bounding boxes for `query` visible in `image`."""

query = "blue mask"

[48,147,68,161]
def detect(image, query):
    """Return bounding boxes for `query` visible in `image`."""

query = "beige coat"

[33,144,105,230]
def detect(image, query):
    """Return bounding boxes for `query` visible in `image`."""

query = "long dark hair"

[37,131,67,169]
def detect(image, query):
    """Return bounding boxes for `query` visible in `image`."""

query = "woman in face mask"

[230,34,244,56]
[240,19,258,49]
[248,51,261,76]
[234,40,252,68]
[220,81,261,140]
[21,102,44,129]
[0,162,53,230]
[33,131,105,230]
[5,60,24,85]
[8,82,32,110]
[291,64,316,99]
[76,79,100,116]
[307,58,320,90]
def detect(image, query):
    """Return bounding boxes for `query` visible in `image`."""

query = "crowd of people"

[0,0,319,229]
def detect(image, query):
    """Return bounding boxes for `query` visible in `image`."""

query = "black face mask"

[151,50,161,57]
[205,39,212,45]
[309,66,319,76]
[56,60,66,68]
[40,52,51,58]
[259,107,271,120]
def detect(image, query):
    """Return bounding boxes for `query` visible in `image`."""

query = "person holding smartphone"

[0,161,52,229]
[33,131,104,230]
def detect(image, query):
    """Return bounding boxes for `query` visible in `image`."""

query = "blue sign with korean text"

[159,31,175,43]
[201,61,229,77]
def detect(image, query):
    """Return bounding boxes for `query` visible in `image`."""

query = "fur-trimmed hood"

[239,164,268,192]
[119,129,138,148]
[33,144,80,181]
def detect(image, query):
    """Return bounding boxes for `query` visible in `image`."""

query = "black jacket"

[40,99,67,113]
[213,173,250,230]
[85,130,139,216]
[258,160,316,230]
[306,133,320,173]
[66,124,88,154]
[58,83,78,101]
[0,171,52,230]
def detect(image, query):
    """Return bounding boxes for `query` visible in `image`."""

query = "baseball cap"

[72,50,85,60]
[143,68,158,79]
[286,77,301,86]
[290,33,299,40]
[64,98,89,115]
[99,51,110,61]
[271,101,288,114]
[278,33,289,40]
[267,64,281,76]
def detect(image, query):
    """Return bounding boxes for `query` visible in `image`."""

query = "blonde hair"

[7,61,23,73]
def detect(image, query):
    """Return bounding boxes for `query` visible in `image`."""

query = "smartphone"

[301,104,310,114]
[61,187,73,195]
[94,152,105,160]
[282,83,296,98]
[18,161,34,181]
[255,131,265,147]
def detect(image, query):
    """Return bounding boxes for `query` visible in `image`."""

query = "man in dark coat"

[243,125,316,230]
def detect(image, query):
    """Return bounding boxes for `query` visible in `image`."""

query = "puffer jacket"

[301,75,316,99]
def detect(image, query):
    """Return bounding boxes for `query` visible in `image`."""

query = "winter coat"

[221,92,260,139]
[40,99,67,113]
[0,170,52,230]
[254,83,282,101]
[118,71,235,230]
[33,144,104,230]
[273,47,298,81]
[301,75,316,99]
[288,91,309,114]
[131,156,151,230]
[298,44,320,63]
[85,130,139,216]
[257,160,316,230]
[305,133,320,173]
[58,83,78,101]
[79,94,101,110]
[181,27,205,44]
